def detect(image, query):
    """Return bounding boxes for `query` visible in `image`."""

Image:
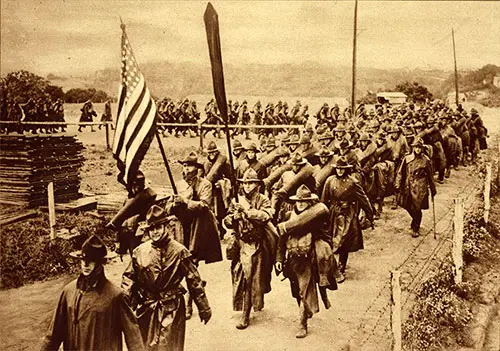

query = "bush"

[463,210,488,263]
[0,212,114,289]
[403,262,473,351]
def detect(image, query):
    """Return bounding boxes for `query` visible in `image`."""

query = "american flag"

[113,22,157,187]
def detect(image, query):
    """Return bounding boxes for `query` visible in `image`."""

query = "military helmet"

[315,146,334,157]
[246,142,260,152]
[412,138,424,148]
[289,184,319,201]
[233,139,244,151]
[238,168,262,183]
[334,156,353,169]
[359,133,371,142]
[290,153,307,165]
[205,140,219,153]
[318,131,334,141]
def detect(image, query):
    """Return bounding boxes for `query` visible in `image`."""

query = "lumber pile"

[0,134,85,207]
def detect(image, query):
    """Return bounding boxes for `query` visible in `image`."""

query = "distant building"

[376,92,407,105]
[493,75,500,88]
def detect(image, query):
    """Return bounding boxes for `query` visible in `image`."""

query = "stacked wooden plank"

[0,134,85,207]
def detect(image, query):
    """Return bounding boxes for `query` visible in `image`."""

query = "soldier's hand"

[275,262,283,273]
[277,222,286,236]
[172,195,186,206]
[199,308,212,324]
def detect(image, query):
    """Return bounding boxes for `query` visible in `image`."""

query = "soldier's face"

[360,140,370,150]
[243,182,258,195]
[81,260,97,276]
[246,150,256,160]
[296,201,310,213]
[292,164,301,173]
[320,156,330,166]
[391,133,399,140]
[183,164,197,175]
[336,168,346,177]
[208,151,218,162]
[150,224,166,242]
[414,146,423,155]
[289,144,298,152]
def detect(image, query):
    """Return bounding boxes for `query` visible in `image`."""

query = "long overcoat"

[41,272,145,351]
[122,239,210,351]
[321,174,374,253]
[395,153,436,211]
[224,191,278,312]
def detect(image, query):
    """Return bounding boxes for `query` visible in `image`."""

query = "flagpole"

[452,28,459,106]
[204,2,239,202]
[155,131,178,195]
[350,0,358,121]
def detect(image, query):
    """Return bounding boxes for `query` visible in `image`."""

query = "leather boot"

[236,292,251,329]
[296,304,308,338]
[319,287,331,309]
[391,196,398,210]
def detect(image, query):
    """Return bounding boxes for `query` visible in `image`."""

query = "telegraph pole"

[452,28,459,106]
[350,0,359,119]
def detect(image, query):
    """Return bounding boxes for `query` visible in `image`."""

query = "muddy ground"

[0,103,498,350]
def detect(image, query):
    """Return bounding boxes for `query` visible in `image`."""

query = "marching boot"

[186,293,193,320]
[445,168,451,178]
[391,196,398,210]
[236,291,252,330]
[319,287,331,310]
[296,304,308,338]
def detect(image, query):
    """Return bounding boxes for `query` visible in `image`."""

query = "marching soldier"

[223,169,278,330]
[203,141,232,234]
[321,156,374,282]
[99,98,114,130]
[395,138,437,237]
[167,152,223,318]
[312,146,336,196]
[78,100,97,132]
[276,184,337,338]
[299,133,319,166]
[42,235,144,351]
[122,206,212,350]
[236,142,268,180]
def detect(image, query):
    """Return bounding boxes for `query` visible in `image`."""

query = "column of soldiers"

[154,97,311,139]
[42,99,488,350]
[0,95,66,134]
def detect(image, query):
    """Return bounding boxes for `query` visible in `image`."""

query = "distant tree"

[64,88,110,103]
[0,70,51,102]
[46,84,65,101]
[394,81,433,103]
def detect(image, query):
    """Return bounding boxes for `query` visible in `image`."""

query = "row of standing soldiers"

[0,96,65,134]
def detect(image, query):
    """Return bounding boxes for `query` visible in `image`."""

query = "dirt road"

[0,103,498,350]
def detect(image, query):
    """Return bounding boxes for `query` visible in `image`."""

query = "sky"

[1,0,499,77]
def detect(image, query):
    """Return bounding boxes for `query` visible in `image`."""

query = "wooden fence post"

[48,182,56,240]
[105,123,111,151]
[497,141,500,189]
[198,121,204,151]
[484,163,492,224]
[391,270,402,351]
[453,197,464,284]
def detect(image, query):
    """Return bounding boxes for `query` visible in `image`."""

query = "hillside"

[48,61,451,100]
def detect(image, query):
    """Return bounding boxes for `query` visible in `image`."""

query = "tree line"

[0,70,113,104]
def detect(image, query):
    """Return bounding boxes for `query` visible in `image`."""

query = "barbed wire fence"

[346,156,496,350]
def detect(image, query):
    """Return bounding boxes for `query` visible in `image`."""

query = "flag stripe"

[115,81,146,162]
[112,25,158,187]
